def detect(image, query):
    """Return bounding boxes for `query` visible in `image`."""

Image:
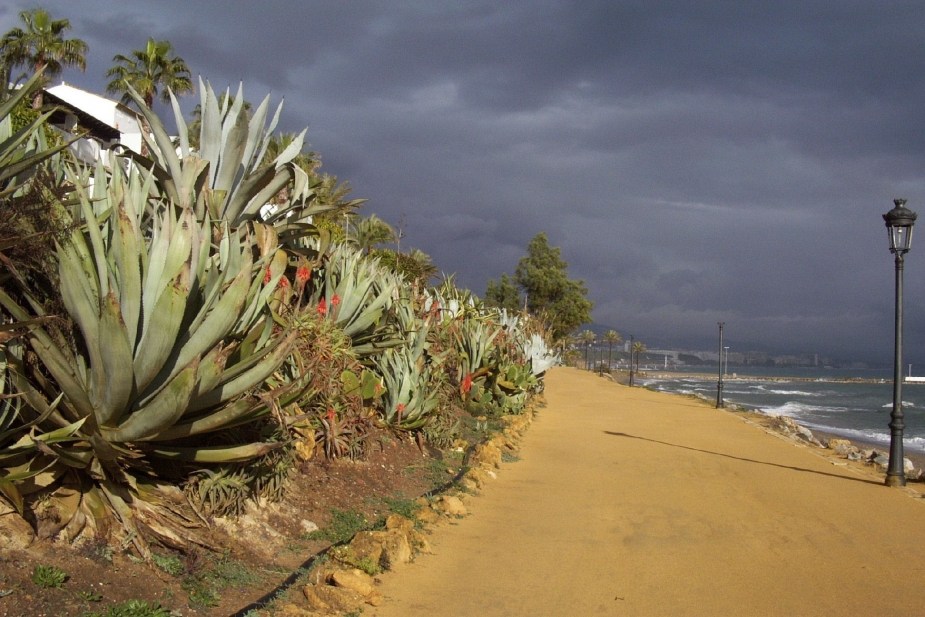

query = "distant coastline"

[643,370,892,385]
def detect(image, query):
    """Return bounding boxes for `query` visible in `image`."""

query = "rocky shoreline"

[744,411,925,482]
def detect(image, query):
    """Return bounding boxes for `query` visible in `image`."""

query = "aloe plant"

[374,345,440,430]
[306,243,408,357]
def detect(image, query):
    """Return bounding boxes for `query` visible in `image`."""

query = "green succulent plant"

[308,243,406,357]
[0,159,300,553]
[0,69,73,199]
[125,79,360,240]
[374,343,440,430]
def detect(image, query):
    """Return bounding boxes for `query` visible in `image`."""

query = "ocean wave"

[767,389,820,396]
[879,401,916,409]
[758,418,925,455]
[762,401,849,418]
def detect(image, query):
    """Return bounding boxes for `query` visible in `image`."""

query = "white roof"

[46,82,128,130]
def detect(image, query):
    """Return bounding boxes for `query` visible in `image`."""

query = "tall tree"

[105,38,193,109]
[484,274,522,311]
[514,232,593,342]
[0,8,88,108]
[580,329,596,370]
[604,329,622,371]
[350,214,396,254]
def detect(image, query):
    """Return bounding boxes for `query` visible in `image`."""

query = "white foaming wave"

[780,422,925,455]
[880,401,917,409]
[762,401,848,419]
[767,389,821,397]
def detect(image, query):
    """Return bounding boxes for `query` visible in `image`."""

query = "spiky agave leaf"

[0,160,297,476]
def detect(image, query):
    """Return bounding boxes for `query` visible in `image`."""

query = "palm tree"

[350,215,396,254]
[604,330,622,372]
[0,8,88,108]
[105,38,193,109]
[580,329,596,370]
[632,341,646,373]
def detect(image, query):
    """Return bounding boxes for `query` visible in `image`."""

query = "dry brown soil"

[0,433,454,617]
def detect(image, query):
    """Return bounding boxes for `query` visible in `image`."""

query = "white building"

[43,82,144,166]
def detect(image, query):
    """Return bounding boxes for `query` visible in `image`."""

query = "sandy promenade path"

[369,367,925,617]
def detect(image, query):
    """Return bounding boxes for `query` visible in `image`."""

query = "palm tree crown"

[0,8,88,106]
[106,38,193,108]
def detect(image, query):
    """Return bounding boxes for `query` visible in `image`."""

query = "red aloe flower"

[396,403,405,423]
[295,266,311,287]
[317,297,327,316]
[461,373,473,394]
[326,407,336,422]
[279,276,290,288]
[331,294,341,307]
[263,267,272,284]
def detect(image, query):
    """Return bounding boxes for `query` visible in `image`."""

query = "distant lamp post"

[715,322,725,408]
[723,346,730,377]
[629,335,635,387]
[883,198,917,487]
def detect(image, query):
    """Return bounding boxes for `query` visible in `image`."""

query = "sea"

[638,366,925,455]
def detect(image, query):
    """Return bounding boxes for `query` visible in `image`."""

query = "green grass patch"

[382,495,418,520]
[304,508,370,545]
[182,552,259,609]
[82,600,172,617]
[32,564,68,588]
[151,552,184,577]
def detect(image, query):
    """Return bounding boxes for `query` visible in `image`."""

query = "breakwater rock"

[765,415,921,480]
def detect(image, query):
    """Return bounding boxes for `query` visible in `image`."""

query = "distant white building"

[43,82,144,166]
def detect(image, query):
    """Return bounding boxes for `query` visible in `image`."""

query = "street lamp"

[883,198,917,487]
[715,322,725,408]
[629,335,635,387]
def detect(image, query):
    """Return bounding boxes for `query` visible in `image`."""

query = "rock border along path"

[368,367,925,617]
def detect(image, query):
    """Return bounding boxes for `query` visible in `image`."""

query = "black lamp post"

[628,335,635,387]
[883,198,917,487]
[715,322,725,408]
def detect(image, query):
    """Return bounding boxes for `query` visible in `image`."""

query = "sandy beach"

[369,367,925,616]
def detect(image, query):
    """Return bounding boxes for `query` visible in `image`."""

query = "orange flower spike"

[326,407,336,422]
[263,267,272,284]
[317,297,327,316]
[295,266,311,287]
[461,373,473,394]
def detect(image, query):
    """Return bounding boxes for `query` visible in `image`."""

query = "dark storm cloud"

[3,1,924,362]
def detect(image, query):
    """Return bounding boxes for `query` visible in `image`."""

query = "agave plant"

[306,242,407,357]
[374,345,440,430]
[126,79,361,245]
[453,315,501,381]
[0,160,300,552]
[0,69,73,199]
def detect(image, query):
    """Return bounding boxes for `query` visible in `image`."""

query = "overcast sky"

[4,1,925,364]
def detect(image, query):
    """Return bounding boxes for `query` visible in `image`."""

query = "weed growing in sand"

[305,508,370,544]
[404,456,456,487]
[76,589,103,602]
[83,599,172,617]
[182,552,259,609]
[382,495,418,520]
[31,564,68,588]
[151,552,184,577]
